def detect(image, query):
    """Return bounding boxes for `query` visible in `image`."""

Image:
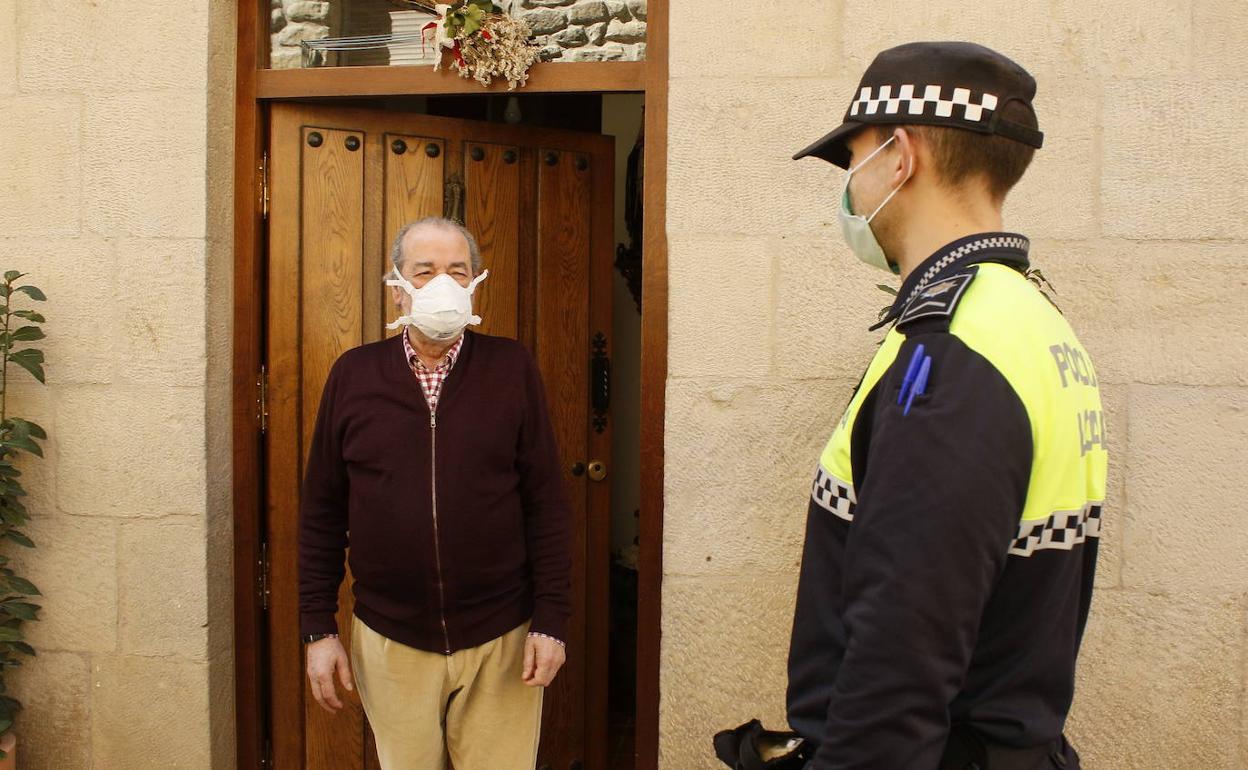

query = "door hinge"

[257,365,269,434]
[259,540,271,612]
[258,151,270,221]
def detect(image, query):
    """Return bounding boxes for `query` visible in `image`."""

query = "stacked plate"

[389,10,441,66]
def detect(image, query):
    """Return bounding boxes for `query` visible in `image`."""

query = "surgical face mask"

[838,135,912,274]
[386,269,489,341]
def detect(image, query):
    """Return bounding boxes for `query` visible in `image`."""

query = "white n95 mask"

[386,270,489,341]
[837,135,911,274]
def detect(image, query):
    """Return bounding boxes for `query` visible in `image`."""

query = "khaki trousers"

[350,615,544,770]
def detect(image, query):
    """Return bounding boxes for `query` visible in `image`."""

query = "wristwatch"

[302,633,338,644]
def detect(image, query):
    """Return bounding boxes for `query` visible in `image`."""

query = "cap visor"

[791,121,863,168]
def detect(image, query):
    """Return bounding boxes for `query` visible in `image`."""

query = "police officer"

[786,43,1108,769]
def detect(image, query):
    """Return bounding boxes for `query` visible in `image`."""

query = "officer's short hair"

[873,101,1037,203]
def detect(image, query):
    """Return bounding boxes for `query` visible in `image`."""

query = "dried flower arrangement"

[396,0,542,90]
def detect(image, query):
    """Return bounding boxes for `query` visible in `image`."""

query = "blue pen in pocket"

[904,356,931,416]
[898,344,926,406]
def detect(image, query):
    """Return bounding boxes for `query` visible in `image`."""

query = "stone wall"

[269,0,648,68]
[0,0,238,766]
[660,1,1248,768]
[270,0,331,69]
[516,0,647,62]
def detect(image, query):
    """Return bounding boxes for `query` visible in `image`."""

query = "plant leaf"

[12,286,45,301]
[8,642,33,657]
[0,628,23,643]
[4,531,33,548]
[875,283,898,296]
[2,271,21,283]
[0,435,40,458]
[6,349,45,384]
[11,310,45,324]
[9,326,44,343]
[1,602,39,621]
[8,418,46,440]
[3,577,38,597]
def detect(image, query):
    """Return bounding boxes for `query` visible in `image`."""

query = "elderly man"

[298,216,572,770]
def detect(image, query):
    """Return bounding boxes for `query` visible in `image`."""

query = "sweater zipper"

[430,407,452,655]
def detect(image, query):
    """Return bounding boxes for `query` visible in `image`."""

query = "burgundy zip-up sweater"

[298,330,572,653]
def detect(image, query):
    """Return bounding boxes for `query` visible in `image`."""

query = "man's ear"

[891,127,918,186]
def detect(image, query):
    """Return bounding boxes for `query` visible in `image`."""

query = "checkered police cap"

[794,42,1045,169]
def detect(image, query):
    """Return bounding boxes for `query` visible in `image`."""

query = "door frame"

[230,3,669,769]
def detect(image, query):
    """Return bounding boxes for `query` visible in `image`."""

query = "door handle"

[586,460,607,482]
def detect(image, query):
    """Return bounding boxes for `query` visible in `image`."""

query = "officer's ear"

[890,127,918,187]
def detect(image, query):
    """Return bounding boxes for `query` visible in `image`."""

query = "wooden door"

[265,103,613,770]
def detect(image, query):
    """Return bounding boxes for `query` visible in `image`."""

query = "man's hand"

[306,636,354,713]
[522,635,566,687]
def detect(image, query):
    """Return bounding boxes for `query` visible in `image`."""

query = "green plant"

[0,271,46,754]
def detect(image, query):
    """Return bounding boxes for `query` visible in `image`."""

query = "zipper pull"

[430,411,437,428]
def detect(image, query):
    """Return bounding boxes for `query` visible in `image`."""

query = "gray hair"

[388,217,483,277]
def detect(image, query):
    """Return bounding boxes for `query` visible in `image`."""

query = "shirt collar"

[403,329,466,371]
[871,232,1031,330]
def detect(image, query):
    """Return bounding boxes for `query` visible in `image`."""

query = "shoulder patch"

[897,267,978,329]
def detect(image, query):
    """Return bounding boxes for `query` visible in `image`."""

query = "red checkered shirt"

[402,330,463,412]
[400,329,566,649]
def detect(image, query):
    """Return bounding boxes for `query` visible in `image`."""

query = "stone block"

[282,0,329,22]
[521,0,573,7]
[0,97,81,238]
[568,0,610,25]
[1193,0,1248,77]
[1101,79,1248,240]
[0,0,15,96]
[671,0,836,80]
[521,8,568,35]
[270,46,303,69]
[1120,386,1248,593]
[538,43,565,61]
[554,25,588,48]
[667,236,774,378]
[586,21,608,45]
[9,651,92,770]
[563,48,603,62]
[118,518,208,659]
[599,43,626,61]
[271,7,287,31]
[92,656,211,768]
[276,20,328,46]
[54,386,206,518]
[605,0,627,20]
[625,0,645,20]
[773,235,900,380]
[10,512,117,653]
[18,0,208,94]
[1066,590,1244,767]
[0,237,118,385]
[660,575,794,770]
[1029,240,1248,387]
[839,0,1191,82]
[83,91,207,239]
[114,238,208,387]
[605,17,644,43]
[664,378,857,576]
[667,77,845,237]
[1003,76,1098,239]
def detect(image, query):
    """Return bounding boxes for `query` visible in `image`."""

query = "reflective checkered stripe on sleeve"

[811,465,857,523]
[1008,503,1103,557]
